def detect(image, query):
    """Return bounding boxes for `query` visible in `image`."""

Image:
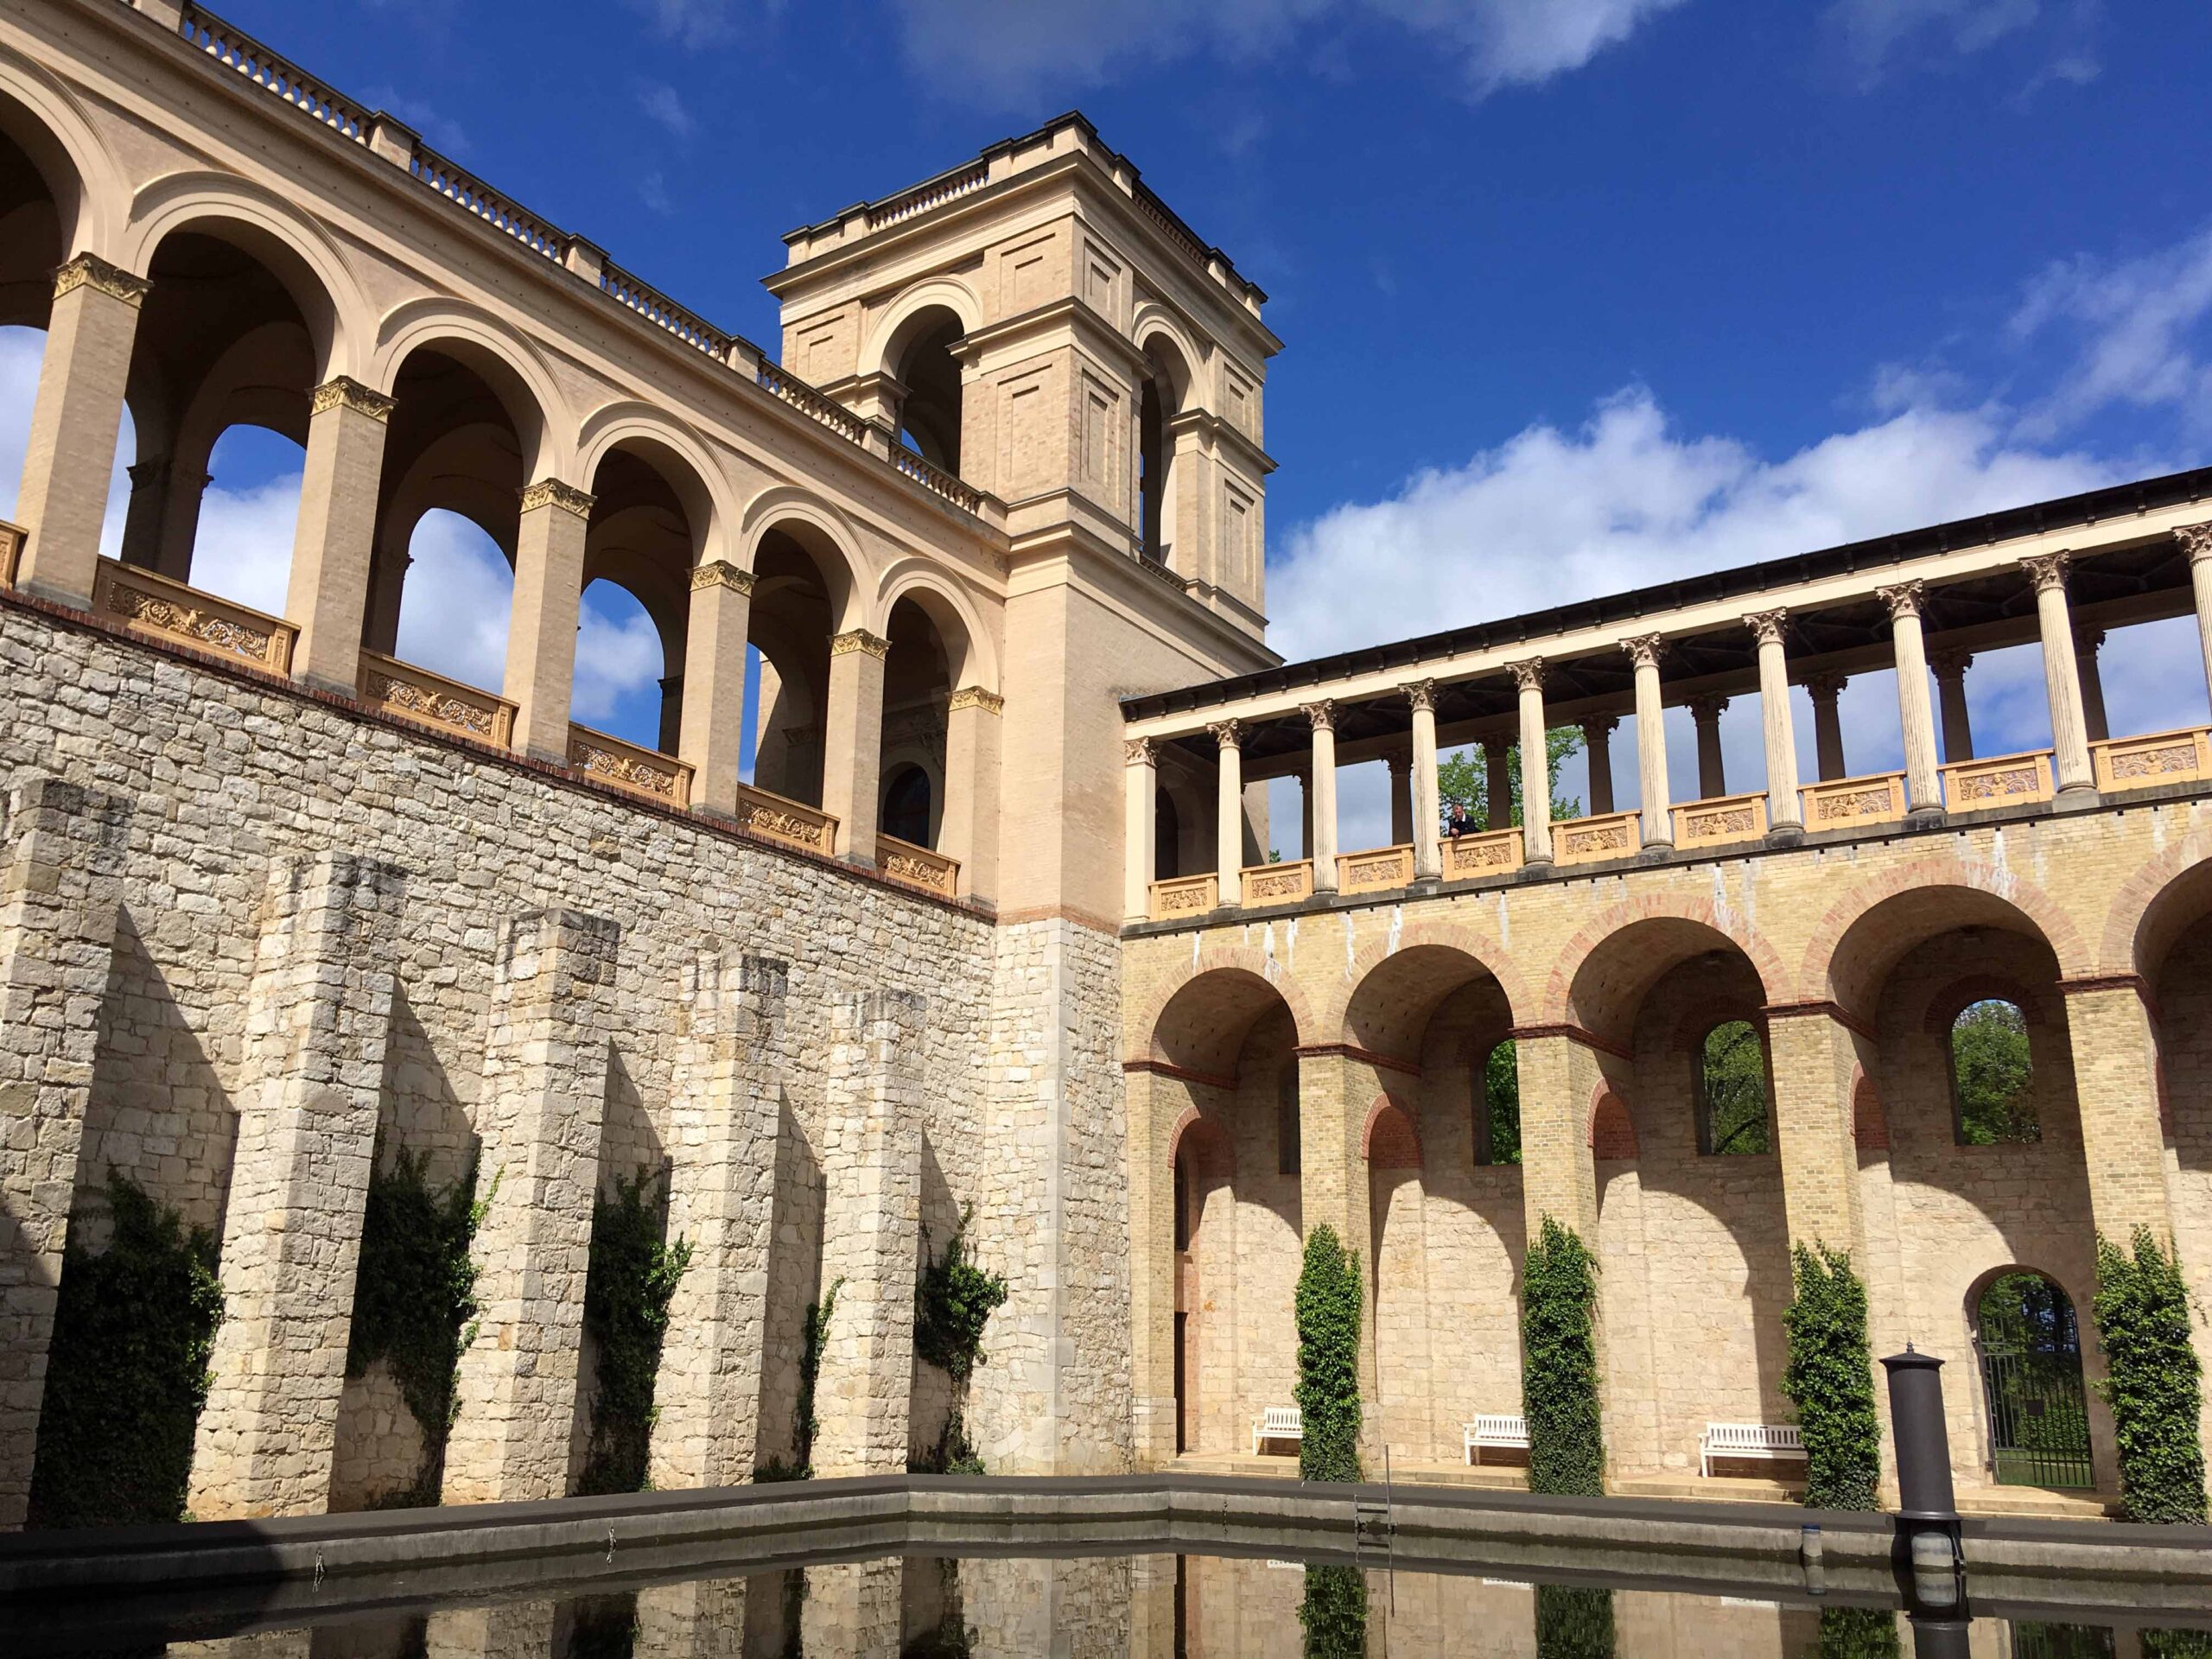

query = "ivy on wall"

[26,1173,225,1529]
[344,1148,487,1507]
[1534,1584,1614,1659]
[1293,1224,1363,1484]
[2092,1227,2209,1524]
[1522,1217,1605,1497]
[2145,1630,2212,1658]
[758,1278,841,1482]
[1298,1563,1368,1659]
[1814,1607,1901,1658]
[910,1206,1008,1478]
[575,1172,693,1497]
[1781,1242,1882,1510]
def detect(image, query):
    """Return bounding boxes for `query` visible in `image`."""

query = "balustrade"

[1551,811,1640,868]
[1149,872,1219,920]
[600,263,734,359]
[1337,845,1414,896]
[1441,828,1523,880]
[178,4,372,142]
[1941,751,2055,813]
[1800,772,1908,831]
[891,447,984,514]
[1671,791,1769,851]
[733,782,839,858]
[868,164,989,230]
[357,651,516,748]
[757,362,868,444]
[2090,728,2212,794]
[566,723,695,810]
[409,147,563,261]
[89,558,296,675]
[1240,858,1313,907]
[876,833,960,899]
[0,520,22,588]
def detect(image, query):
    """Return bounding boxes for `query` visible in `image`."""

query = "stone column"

[2063,982,2181,1243]
[0,777,130,1530]
[1211,721,1244,907]
[189,853,407,1520]
[1483,735,1514,832]
[1124,738,1157,924]
[2179,524,2212,714]
[1510,659,1552,866]
[1407,680,1440,881]
[1748,610,1802,833]
[1514,1031,1602,1241]
[1690,695,1729,799]
[2075,626,2110,743]
[12,256,149,608]
[943,687,1002,905]
[1387,750,1414,846]
[1306,701,1339,892]
[823,628,889,867]
[801,1558,906,1659]
[1126,1065,1185,1468]
[649,952,785,1493]
[1930,646,1974,764]
[504,480,594,764]
[1624,635,1671,850]
[117,456,207,574]
[1873,582,1943,825]
[2024,552,2096,800]
[424,1604,557,1659]
[678,562,753,815]
[1805,672,1848,783]
[1295,1048,1376,1402]
[812,990,925,1479]
[285,377,396,696]
[635,1578,749,1659]
[1763,1007,1867,1255]
[443,908,620,1505]
[1581,716,1617,816]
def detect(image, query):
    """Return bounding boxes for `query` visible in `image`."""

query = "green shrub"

[344,1148,487,1505]
[1816,1605,1902,1658]
[1782,1242,1882,1510]
[1534,1584,1614,1659]
[2144,1630,2212,1659]
[27,1173,225,1529]
[1951,999,2037,1144]
[575,1172,692,1496]
[1484,1041,1522,1166]
[757,1278,840,1482]
[2092,1228,2209,1524]
[1294,1224,1363,1483]
[915,1205,1008,1385]
[1298,1563,1367,1659]
[1522,1217,1605,1496]
[909,1407,988,1476]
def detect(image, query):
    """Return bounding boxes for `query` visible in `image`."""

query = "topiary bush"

[1298,1563,1367,1659]
[1294,1224,1363,1483]
[1522,1217,1605,1497]
[1816,1606,1902,1658]
[757,1278,840,1483]
[2092,1227,2209,1523]
[27,1173,225,1529]
[1782,1242,1882,1510]
[1534,1584,1614,1659]
[575,1172,692,1496]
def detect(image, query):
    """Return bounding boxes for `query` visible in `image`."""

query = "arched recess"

[861,283,980,478]
[0,63,124,267]
[578,431,718,753]
[878,596,950,848]
[1134,323,1195,569]
[746,506,863,807]
[1966,1265,2098,1492]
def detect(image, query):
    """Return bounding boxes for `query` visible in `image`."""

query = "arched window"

[1950,998,2037,1145]
[1277,1058,1301,1177]
[881,764,932,848]
[1974,1270,2093,1489]
[1697,1020,1770,1155]
[1473,1039,1521,1166]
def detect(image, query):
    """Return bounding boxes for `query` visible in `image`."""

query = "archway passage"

[1974,1269,2094,1490]
[1137,334,1191,569]
[878,596,950,849]
[746,524,849,807]
[888,306,963,475]
[579,441,709,754]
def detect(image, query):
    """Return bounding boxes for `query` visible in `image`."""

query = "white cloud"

[1826,0,2101,89]
[636,81,695,139]
[2011,225,2212,441]
[623,0,745,47]
[640,172,677,216]
[573,582,668,728]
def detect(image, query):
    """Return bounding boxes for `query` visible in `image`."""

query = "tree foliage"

[1522,1217,1605,1496]
[1438,727,1584,830]
[1298,1563,1368,1659]
[576,1172,692,1496]
[1815,1607,1902,1658]
[914,1205,1008,1384]
[1951,1000,2037,1144]
[1535,1585,1615,1659]
[2092,1228,2209,1523]
[1294,1224,1363,1483]
[1781,1243,1882,1510]
[1700,1020,1771,1155]
[1481,1040,1522,1166]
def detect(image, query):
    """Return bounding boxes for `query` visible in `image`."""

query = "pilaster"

[679,561,754,814]
[1514,1031,1601,1241]
[1764,1006,1868,1255]
[286,377,396,696]
[504,480,594,763]
[944,684,1003,904]
[823,629,889,867]
[2063,981,2179,1244]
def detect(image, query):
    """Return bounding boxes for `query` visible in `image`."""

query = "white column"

[2182,524,2212,715]
[2024,552,2095,799]
[1878,581,1943,817]
[2075,626,2109,743]
[1124,737,1157,924]
[1305,701,1339,893]
[1690,695,1730,798]
[1747,609,1802,832]
[1211,720,1244,907]
[1510,658,1552,866]
[1930,645,1974,764]
[1581,716,1617,816]
[1408,680,1440,880]
[1624,635,1671,849]
[1804,672,1847,782]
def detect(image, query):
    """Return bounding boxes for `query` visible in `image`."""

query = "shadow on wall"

[758,1092,824,1475]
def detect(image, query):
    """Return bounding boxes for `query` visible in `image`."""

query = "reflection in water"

[24,1553,2204,1657]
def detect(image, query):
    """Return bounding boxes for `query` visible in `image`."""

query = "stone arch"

[857,277,983,378]
[1923,973,2050,1038]
[0,57,127,259]
[1589,1084,1637,1160]
[1132,307,1203,406]
[1362,1095,1422,1169]
[1323,918,1530,1045]
[1134,950,1317,1071]
[575,402,736,565]
[373,297,570,478]
[1548,897,1788,1047]
[1167,1104,1234,1179]
[873,559,997,694]
[739,486,867,631]
[2103,830,2212,983]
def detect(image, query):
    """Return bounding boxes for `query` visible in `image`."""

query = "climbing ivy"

[1781,1242,1882,1510]
[914,1205,1008,1384]
[575,1172,693,1497]
[1815,1606,1902,1658]
[2092,1227,2209,1524]
[758,1278,841,1482]
[1534,1584,1614,1659]
[1293,1224,1363,1483]
[908,1408,988,1477]
[1522,1217,1605,1497]
[1297,1563,1368,1659]
[344,1148,487,1506]
[26,1173,225,1529]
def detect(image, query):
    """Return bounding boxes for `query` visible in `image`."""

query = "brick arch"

[1669,1002,1768,1059]
[1589,1084,1637,1160]
[1541,893,1792,1033]
[1130,945,1319,1059]
[1320,917,1533,1041]
[1168,1105,1235,1179]
[2100,831,2212,982]
[1797,855,2091,1019]
[1363,1094,1422,1171]
[1922,973,2051,1039]
[1852,1071,1890,1152]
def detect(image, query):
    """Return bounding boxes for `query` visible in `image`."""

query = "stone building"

[0,0,2207,1535]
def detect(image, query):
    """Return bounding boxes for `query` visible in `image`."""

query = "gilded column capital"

[1621,633,1664,671]
[2177,522,2212,564]
[518,478,595,518]
[1301,699,1337,731]
[310,376,397,423]
[1928,645,1973,679]
[1745,608,1790,647]
[830,628,891,659]
[53,252,149,308]
[690,560,756,594]
[1124,736,1157,766]
[2021,550,2073,594]
[948,684,1004,715]
[1802,671,1848,700]
[1506,657,1546,694]
[1206,718,1245,751]
[1402,678,1438,714]
[1875,579,1926,620]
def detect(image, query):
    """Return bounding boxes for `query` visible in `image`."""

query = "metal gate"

[1976,1273,2094,1491]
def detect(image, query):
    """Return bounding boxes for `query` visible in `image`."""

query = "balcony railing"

[734,782,838,858]
[1443,828,1522,880]
[0,519,22,587]
[1802,772,1908,832]
[757,362,869,444]
[600,261,734,360]
[867,162,990,231]
[1941,751,2054,814]
[891,447,983,515]
[1241,859,1314,907]
[2091,727,2212,794]
[1338,845,1414,896]
[1552,812,1639,868]
[1150,872,1218,920]
[178,4,372,143]
[567,724,694,810]
[877,833,960,899]
[356,651,516,748]
[1672,791,1768,851]
[89,558,296,674]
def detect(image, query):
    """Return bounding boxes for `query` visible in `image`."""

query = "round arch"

[1140,957,1315,1076]
[1132,307,1203,408]
[2102,832,2212,983]
[575,401,736,563]
[1362,1094,1422,1169]
[0,60,126,259]
[1325,919,1529,1049]
[874,559,997,693]
[1804,870,2083,1023]
[739,486,868,630]
[1547,899,1788,1046]
[374,297,570,478]
[858,278,983,380]
[1167,1104,1236,1179]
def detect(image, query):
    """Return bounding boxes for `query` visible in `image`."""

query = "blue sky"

[9,0,2212,846]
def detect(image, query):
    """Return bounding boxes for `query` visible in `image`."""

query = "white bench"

[1252,1405,1303,1456]
[1699,1421,1806,1478]
[1463,1414,1530,1464]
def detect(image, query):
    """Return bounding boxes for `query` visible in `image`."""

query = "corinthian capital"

[1875,580,1925,620]
[1301,699,1337,732]
[1621,633,1664,671]
[1403,679,1437,714]
[53,252,149,308]
[518,478,595,518]
[2021,550,2073,594]
[1124,737,1157,766]
[1207,718,1245,750]
[1506,657,1545,694]
[2178,522,2212,564]
[1745,608,1789,647]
